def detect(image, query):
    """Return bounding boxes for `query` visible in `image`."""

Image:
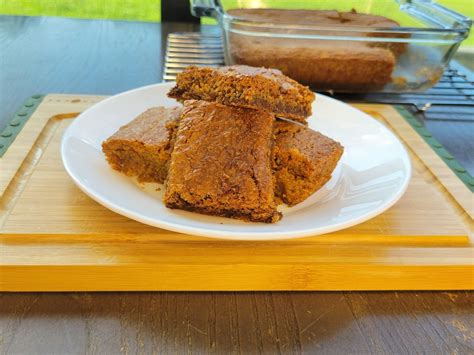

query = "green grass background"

[0,0,472,47]
[0,0,162,22]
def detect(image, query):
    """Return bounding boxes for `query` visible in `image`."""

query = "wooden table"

[0,16,473,354]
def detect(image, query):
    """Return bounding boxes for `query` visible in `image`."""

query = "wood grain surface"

[0,16,473,354]
[1,291,473,354]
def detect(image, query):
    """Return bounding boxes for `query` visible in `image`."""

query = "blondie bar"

[102,106,181,183]
[273,120,344,206]
[164,100,281,223]
[168,65,315,123]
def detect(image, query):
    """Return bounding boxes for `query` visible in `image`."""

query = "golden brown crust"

[101,107,181,183]
[227,8,401,27]
[164,100,281,223]
[168,65,315,123]
[273,120,344,206]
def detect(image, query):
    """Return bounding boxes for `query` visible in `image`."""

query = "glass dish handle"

[190,0,223,18]
[398,0,472,30]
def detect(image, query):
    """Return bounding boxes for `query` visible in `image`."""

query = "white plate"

[61,83,411,240]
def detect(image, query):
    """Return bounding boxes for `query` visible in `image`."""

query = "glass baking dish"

[190,0,472,93]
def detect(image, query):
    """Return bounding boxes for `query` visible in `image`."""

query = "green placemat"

[0,95,44,157]
[395,105,474,192]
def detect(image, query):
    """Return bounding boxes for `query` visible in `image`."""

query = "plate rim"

[61,82,412,240]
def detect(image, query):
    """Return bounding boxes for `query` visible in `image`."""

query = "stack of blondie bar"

[102,65,343,223]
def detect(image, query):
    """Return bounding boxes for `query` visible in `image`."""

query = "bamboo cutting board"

[0,94,472,291]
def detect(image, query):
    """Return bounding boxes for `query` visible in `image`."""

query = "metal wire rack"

[163,32,224,82]
[164,32,474,123]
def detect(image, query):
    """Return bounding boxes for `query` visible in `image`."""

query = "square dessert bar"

[273,120,344,206]
[164,100,281,223]
[102,106,181,183]
[168,65,315,124]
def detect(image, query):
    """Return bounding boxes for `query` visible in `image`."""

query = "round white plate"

[61,83,411,240]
